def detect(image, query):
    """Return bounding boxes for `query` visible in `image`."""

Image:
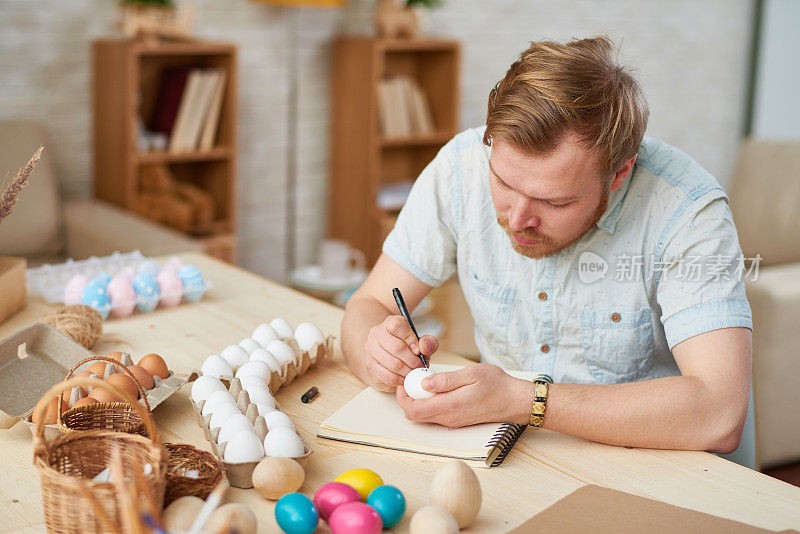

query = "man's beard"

[497,188,610,259]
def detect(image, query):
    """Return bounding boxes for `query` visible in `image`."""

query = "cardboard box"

[0,256,26,324]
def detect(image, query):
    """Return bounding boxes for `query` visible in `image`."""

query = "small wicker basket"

[164,443,225,506]
[59,356,150,436]
[33,377,168,534]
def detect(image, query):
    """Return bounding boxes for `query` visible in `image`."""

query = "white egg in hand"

[210,402,242,431]
[224,430,265,463]
[218,413,255,445]
[270,318,294,339]
[239,338,261,354]
[263,427,305,457]
[404,367,437,399]
[249,347,281,373]
[201,354,234,379]
[220,345,249,370]
[252,323,280,347]
[202,389,236,418]
[266,340,297,367]
[293,322,325,351]
[191,375,227,402]
[235,360,271,381]
[263,410,295,431]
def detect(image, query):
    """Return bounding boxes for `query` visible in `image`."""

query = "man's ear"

[610,155,637,192]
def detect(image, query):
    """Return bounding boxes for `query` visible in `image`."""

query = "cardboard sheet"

[508,485,800,533]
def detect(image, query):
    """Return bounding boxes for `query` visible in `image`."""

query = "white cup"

[320,239,365,280]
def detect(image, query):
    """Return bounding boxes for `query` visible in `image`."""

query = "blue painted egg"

[275,493,319,534]
[366,485,406,528]
[178,264,206,303]
[92,271,112,287]
[132,272,159,313]
[80,281,110,319]
[137,259,160,277]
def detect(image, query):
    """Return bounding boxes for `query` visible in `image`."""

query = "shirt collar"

[595,162,635,235]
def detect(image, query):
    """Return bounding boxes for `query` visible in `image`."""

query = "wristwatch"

[529,373,553,428]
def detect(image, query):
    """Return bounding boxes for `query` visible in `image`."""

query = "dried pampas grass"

[0,146,42,223]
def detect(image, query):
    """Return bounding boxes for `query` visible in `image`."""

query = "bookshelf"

[92,38,238,263]
[329,37,460,264]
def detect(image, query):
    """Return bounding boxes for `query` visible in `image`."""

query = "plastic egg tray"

[26,250,212,316]
[190,376,313,488]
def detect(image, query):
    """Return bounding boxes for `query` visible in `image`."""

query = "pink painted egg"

[328,502,383,534]
[157,268,182,307]
[163,256,184,273]
[314,482,362,522]
[107,275,136,317]
[117,266,136,283]
[64,274,89,305]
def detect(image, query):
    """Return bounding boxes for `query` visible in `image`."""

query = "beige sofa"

[729,139,800,470]
[0,121,202,266]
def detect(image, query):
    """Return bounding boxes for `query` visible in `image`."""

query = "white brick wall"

[0,0,753,282]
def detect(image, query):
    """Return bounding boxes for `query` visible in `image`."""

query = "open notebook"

[316,364,540,467]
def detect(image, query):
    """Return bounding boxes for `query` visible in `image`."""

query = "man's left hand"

[395,364,530,428]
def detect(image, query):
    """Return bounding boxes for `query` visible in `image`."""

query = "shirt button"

[540,344,550,353]
[537,291,548,301]
[611,312,621,322]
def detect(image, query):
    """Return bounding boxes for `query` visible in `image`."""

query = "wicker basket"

[33,377,168,534]
[164,443,225,505]
[59,356,150,436]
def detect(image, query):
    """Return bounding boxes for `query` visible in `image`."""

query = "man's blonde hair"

[484,36,649,175]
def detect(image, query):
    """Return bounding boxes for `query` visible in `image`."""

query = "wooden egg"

[252,457,305,500]
[126,364,155,390]
[162,495,204,531]
[430,460,482,528]
[139,353,169,379]
[106,372,138,399]
[409,505,458,534]
[205,503,257,534]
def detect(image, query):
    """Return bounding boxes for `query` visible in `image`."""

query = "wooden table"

[1,252,799,533]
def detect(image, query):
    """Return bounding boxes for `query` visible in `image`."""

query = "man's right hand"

[363,315,439,392]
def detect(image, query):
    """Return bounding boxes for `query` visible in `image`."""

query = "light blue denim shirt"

[383,127,753,384]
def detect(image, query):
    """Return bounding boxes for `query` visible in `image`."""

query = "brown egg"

[139,353,169,379]
[73,371,93,395]
[32,397,62,425]
[106,351,125,362]
[126,364,154,390]
[70,397,99,410]
[87,360,120,378]
[89,387,123,404]
[105,373,139,400]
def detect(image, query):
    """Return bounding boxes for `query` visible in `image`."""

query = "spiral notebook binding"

[485,422,526,467]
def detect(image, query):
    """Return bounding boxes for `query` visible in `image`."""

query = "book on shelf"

[199,70,227,151]
[377,76,435,138]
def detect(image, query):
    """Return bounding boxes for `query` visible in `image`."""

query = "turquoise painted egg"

[366,485,406,528]
[275,493,319,534]
[132,272,159,313]
[178,264,206,302]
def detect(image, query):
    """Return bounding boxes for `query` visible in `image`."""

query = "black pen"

[392,287,429,369]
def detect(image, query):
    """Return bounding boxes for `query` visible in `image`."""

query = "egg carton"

[263,336,334,395]
[26,353,191,441]
[25,249,212,313]
[189,377,312,489]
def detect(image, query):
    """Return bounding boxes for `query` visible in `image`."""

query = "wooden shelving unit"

[92,38,238,263]
[329,37,460,264]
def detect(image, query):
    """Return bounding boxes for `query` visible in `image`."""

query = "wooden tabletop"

[1,252,799,533]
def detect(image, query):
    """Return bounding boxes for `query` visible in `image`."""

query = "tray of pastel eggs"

[199,318,334,396]
[189,375,312,489]
[25,250,211,320]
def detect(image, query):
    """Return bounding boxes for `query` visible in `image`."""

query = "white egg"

[220,345,249,370]
[270,318,294,339]
[191,375,227,402]
[218,413,254,445]
[240,374,269,391]
[404,367,437,399]
[202,389,237,418]
[238,338,261,354]
[201,354,234,379]
[293,322,325,351]
[263,410,295,431]
[224,430,265,463]
[252,323,280,347]
[210,402,242,431]
[235,360,271,381]
[245,386,275,407]
[255,402,277,416]
[264,427,305,457]
[266,340,297,367]
[249,347,281,372]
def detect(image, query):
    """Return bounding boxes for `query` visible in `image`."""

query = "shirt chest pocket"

[580,308,654,384]
[463,270,515,356]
